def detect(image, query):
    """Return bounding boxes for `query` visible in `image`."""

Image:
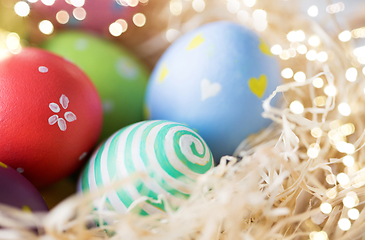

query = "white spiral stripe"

[132,122,186,207]
[114,123,159,215]
[99,132,128,213]
[87,150,102,209]
[179,134,211,166]
[164,127,203,179]
[146,122,193,194]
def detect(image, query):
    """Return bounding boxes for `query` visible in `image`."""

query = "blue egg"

[145,21,281,164]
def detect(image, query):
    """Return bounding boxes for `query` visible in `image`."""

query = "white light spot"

[38,66,48,73]
[116,19,128,32]
[254,19,268,32]
[311,127,322,138]
[56,10,69,24]
[308,35,321,46]
[133,13,146,27]
[14,1,30,17]
[6,33,20,51]
[307,5,318,17]
[279,50,290,60]
[39,20,54,35]
[348,209,359,220]
[336,172,350,185]
[343,196,356,208]
[41,0,55,6]
[227,0,240,14]
[281,68,293,79]
[252,9,267,20]
[311,231,328,240]
[317,51,328,62]
[338,103,351,116]
[313,78,324,88]
[290,101,304,114]
[296,30,305,42]
[338,218,351,231]
[73,7,86,21]
[70,0,85,7]
[294,71,306,82]
[288,48,296,57]
[307,144,320,158]
[192,0,205,12]
[343,155,354,167]
[170,0,182,15]
[17,167,24,173]
[306,50,317,61]
[109,22,123,37]
[320,202,332,214]
[297,44,307,54]
[346,68,358,82]
[324,85,337,96]
[287,30,305,42]
[326,174,336,185]
[339,31,351,42]
[237,10,249,23]
[243,0,255,7]
[270,44,282,55]
[166,29,180,43]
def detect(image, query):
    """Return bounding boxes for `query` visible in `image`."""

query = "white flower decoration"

[48,94,77,131]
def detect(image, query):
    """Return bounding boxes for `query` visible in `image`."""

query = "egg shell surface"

[30,0,139,34]
[42,31,149,140]
[145,21,282,163]
[0,162,48,212]
[78,120,214,216]
[0,48,103,187]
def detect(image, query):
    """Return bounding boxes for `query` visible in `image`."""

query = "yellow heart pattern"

[248,75,267,99]
[259,39,272,56]
[158,64,169,83]
[0,162,7,168]
[187,34,205,50]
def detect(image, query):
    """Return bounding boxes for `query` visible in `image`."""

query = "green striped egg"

[78,120,214,215]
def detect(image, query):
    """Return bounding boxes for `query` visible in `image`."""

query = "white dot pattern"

[39,66,48,73]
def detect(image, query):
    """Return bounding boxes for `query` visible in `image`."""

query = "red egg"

[0,48,102,188]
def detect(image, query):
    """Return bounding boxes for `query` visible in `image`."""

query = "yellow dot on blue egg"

[248,74,267,99]
[187,34,205,50]
[158,64,169,83]
[0,162,7,168]
[259,39,272,56]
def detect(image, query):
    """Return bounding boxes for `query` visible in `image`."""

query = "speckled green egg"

[42,31,149,140]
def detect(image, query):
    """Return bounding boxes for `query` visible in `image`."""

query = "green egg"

[42,31,149,140]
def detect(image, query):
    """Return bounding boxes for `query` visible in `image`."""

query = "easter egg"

[0,162,48,212]
[42,31,149,140]
[30,0,139,34]
[0,48,102,188]
[78,120,213,216]
[145,21,282,163]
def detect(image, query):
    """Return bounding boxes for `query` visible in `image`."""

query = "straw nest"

[1,0,365,239]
